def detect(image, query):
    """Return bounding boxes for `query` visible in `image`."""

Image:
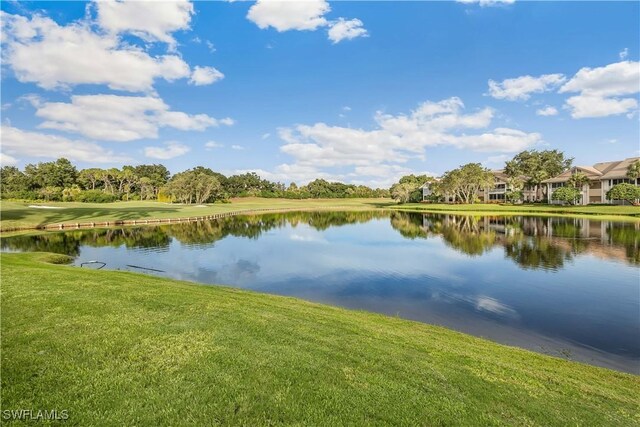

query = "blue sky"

[1,0,639,187]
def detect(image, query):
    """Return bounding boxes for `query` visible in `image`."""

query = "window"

[610,178,631,186]
[489,193,505,200]
[551,182,565,189]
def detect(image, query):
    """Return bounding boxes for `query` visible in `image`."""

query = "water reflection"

[3,211,638,268]
[2,211,639,373]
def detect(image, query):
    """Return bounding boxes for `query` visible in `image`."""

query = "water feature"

[3,211,639,373]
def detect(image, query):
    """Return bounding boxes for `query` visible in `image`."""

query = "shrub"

[75,190,118,203]
[552,187,581,205]
[606,183,640,204]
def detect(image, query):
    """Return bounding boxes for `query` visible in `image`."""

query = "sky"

[1,0,639,188]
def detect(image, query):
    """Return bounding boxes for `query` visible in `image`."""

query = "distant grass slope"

[2,252,638,426]
[0,198,387,232]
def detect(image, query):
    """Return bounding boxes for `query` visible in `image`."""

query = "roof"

[597,157,640,179]
[542,158,640,183]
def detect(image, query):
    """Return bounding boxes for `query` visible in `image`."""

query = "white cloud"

[95,0,194,48]
[328,18,368,44]
[34,94,231,142]
[457,0,515,6]
[488,74,566,101]
[144,142,190,160]
[205,141,224,150]
[1,11,191,92]
[342,106,351,111]
[16,93,44,108]
[559,61,640,118]
[536,105,559,116]
[262,133,271,140]
[0,152,18,166]
[563,95,637,119]
[262,97,541,185]
[189,66,224,86]
[231,145,245,150]
[247,0,330,32]
[482,154,510,167]
[619,48,629,60]
[219,117,236,126]
[0,125,129,163]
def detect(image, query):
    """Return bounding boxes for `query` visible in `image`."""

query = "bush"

[606,183,640,204]
[75,190,118,203]
[552,186,581,205]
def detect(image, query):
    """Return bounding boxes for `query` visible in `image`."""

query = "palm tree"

[568,171,590,189]
[626,159,640,181]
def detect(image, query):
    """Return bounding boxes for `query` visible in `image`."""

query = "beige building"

[543,157,640,205]
[421,157,639,205]
[421,170,540,203]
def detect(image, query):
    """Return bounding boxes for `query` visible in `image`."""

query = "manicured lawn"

[2,198,639,232]
[2,252,638,426]
[0,198,388,232]
[389,202,640,221]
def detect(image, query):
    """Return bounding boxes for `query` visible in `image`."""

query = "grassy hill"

[2,252,638,426]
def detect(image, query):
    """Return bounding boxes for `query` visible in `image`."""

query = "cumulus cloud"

[1,125,129,163]
[144,142,190,159]
[246,0,367,44]
[0,11,191,92]
[328,18,368,44]
[559,61,639,118]
[260,97,541,185]
[189,66,225,86]
[536,105,559,116]
[34,94,232,142]
[488,74,566,101]
[231,145,245,150]
[95,0,194,48]
[0,152,18,166]
[247,0,330,32]
[619,48,629,60]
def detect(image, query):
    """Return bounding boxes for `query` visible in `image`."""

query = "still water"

[3,211,639,373]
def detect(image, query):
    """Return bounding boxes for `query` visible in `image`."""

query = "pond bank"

[2,252,638,426]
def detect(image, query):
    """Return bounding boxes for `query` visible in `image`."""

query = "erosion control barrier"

[32,206,376,232]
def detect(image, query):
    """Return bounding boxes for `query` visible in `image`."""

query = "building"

[543,157,640,205]
[421,170,541,203]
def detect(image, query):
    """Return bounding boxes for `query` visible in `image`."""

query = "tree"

[0,166,30,197]
[505,150,573,201]
[78,168,102,190]
[627,159,640,181]
[568,171,590,189]
[505,177,524,203]
[439,163,494,204]
[164,170,221,204]
[390,183,415,204]
[133,164,170,199]
[552,186,581,205]
[607,183,640,204]
[24,158,78,189]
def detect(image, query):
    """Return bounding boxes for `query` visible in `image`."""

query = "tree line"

[0,159,390,203]
[389,149,640,204]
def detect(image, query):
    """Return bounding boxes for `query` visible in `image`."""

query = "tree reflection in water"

[2,210,638,269]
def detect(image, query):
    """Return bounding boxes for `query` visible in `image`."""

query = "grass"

[388,202,640,221]
[2,252,639,426]
[0,198,387,232]
[1,198,639,233]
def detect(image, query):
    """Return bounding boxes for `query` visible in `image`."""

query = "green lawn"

[389,202,640,221]
[2,198,639,233]
[0,198,388,232]
[2,252,638,426]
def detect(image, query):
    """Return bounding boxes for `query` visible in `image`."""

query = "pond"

[3,211,639,374]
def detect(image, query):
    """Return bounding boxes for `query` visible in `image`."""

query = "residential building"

[543,157,640,205]
[420,170,541,203]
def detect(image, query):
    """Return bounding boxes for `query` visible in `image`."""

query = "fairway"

[2,198,639,233]
[2,253,639,426]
